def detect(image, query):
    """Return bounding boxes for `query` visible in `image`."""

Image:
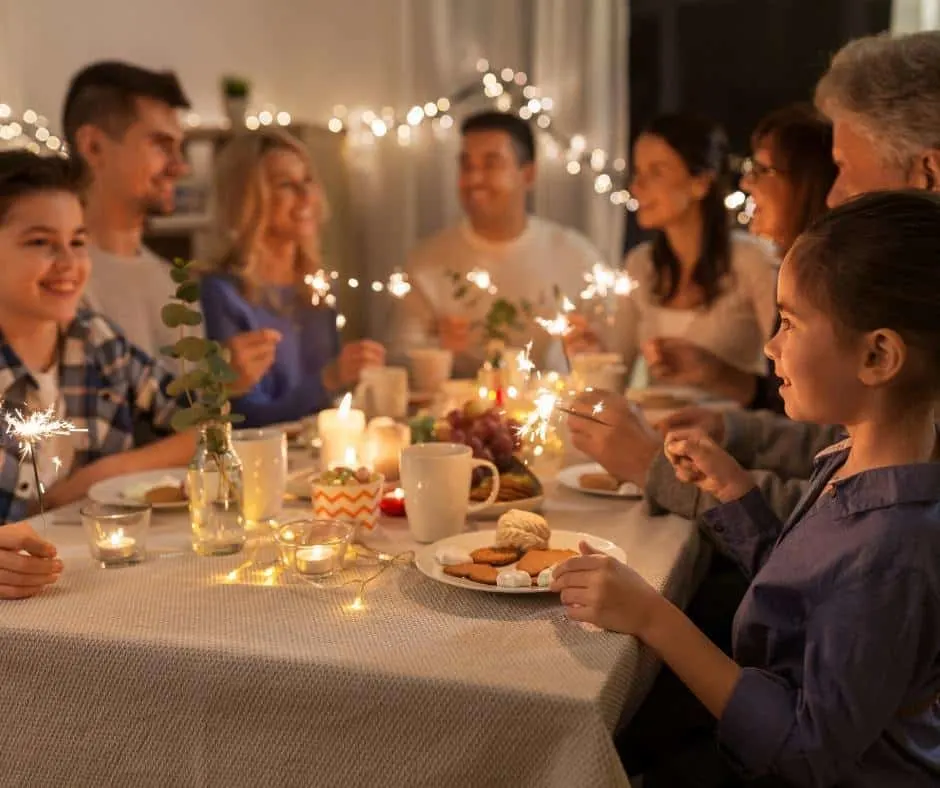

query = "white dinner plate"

[88,468,189,510]
[556,463,642,499]
[415,529,626,594]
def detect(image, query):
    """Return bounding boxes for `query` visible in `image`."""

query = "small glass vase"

[188,422,246,556]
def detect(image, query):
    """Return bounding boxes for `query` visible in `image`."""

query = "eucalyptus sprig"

[160,259,243,439]
[445,269,533,345]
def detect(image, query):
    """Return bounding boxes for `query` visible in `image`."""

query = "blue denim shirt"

[703,440,940,787]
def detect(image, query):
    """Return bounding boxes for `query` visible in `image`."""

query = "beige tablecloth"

[0,480,700,788]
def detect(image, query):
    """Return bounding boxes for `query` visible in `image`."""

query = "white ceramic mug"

[232,428,288,524]
[355,365,409,419]
[407,348,454,394]
[400,443,500,543]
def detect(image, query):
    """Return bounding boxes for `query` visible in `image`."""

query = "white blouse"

[611,232,780,376]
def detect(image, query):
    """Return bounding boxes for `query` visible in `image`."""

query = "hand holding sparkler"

[564,390,661,487]
[0,522,62,599]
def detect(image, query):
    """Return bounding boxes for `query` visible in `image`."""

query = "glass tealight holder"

[275,519,354,580]
[81,503,152,567]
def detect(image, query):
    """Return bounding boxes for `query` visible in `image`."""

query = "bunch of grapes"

[434,405,522,474]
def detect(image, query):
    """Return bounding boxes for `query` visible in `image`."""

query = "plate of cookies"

[89,469,189,510]
[468,457,544,518]
[415,509,625,594]
[557,463,643,499]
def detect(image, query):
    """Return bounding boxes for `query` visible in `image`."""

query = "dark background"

[625,0,892,249]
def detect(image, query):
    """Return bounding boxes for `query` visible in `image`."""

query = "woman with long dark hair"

[576,113,780,405]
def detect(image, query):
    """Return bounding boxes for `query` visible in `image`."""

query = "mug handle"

[466,460,501,513]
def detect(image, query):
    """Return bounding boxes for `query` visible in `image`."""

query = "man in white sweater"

[392,111,604,378]
[62,61,276,387]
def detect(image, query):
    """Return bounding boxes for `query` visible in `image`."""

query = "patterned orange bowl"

[310,467,386,534]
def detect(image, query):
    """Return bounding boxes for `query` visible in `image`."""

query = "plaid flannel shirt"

[0,310,178,524]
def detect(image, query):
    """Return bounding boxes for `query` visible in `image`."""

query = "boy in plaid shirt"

[0,152,194,592]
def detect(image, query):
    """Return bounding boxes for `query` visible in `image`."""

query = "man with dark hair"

[63,61,274,389]
[392,110,602,376]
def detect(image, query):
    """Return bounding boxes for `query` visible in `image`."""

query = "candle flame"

[337,392,353,417]
[392,488,404,500]
[109,529,125,547]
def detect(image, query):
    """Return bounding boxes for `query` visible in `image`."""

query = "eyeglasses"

[741,157,787,179]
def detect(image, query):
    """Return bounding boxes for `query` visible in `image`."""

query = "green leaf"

[159,344,180,359]
[174,336,211,362]
[175,281,200,303]
[169,267,190,284]
[207,354,239,384]
[161,303,202,328]
[170,405,209,432]
[167,369,211,397]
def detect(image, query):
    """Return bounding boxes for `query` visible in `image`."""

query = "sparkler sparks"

[592,402,605,417]
[4,407,86,533]
[516,388,558,445]
[304,270,332,305]
[386,271,412,298]
[466,268,494,292]
[580,262,639,300]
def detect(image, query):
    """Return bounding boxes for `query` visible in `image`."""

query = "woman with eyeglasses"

[569,113,780,407]
[742,103,837,255]
[200,130,385,427]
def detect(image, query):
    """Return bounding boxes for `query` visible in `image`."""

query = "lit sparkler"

[386,271,412,298]
[304,270,332,305]
[592,402,605,417]
[466,268,494,292]
[4,407,86,531]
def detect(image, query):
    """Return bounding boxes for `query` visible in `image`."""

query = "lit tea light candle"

[295,544,340,575]
[96,529,137,562]
[380,487,406,517]
[318,393,366,469]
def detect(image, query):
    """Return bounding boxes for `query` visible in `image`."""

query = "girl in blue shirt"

[202,130,384,427]
[561,191,940,787]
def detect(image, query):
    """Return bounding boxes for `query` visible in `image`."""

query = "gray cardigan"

[644,410,844,522]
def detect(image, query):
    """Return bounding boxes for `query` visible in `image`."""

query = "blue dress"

[200,274,339,427]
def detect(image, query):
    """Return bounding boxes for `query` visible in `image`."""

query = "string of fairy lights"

[0,60,753,223]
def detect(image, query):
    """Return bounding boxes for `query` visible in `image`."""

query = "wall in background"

[7,0,407,126]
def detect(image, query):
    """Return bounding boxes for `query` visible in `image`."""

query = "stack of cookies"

[436,510,577,588]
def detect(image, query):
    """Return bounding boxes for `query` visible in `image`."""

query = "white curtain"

[342,0,629,339]
[892,0,940,31]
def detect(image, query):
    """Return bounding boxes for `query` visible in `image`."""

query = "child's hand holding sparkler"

[663,428,754,502]
[0,522,62,599]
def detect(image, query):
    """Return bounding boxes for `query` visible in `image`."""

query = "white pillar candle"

[361,417,411,481]
[318,393,366,469]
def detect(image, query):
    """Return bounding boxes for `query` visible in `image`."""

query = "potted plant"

[221,75,251,127]
[161,258,246,556]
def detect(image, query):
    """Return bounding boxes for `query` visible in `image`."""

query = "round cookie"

[467,564,501,585]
